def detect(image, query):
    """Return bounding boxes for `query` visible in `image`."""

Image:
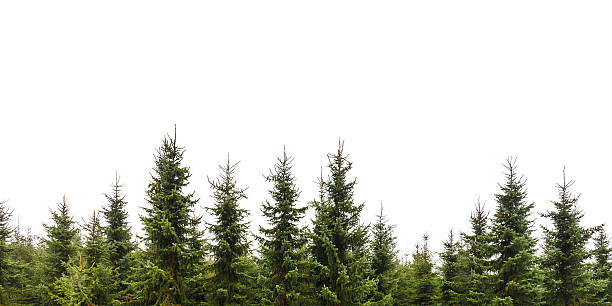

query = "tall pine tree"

[139,128,201,305]
[541,169,594,305]
[490,158,542,305]
[259,147,309,305]
[102,172,134,293]
[310,141,375,305]
[207,156,252,305]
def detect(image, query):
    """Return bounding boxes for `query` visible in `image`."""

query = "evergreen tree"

[53,253,113,305]
[43,196,79,281]
[83,211,107,267]
[12,132,612,305]
[541,169,595,305]
[82,211,114,304]
[0,200,12,303]
[591,227,612,303]
[309,167,331,293]
[55,211,114,305]
[490,158,542,305]
[461,200,493,304]
[207,157,252,305]
[10,226,42,304]
[439,230,461,305]
[370,203,397,303]
[183,209,207,303]
[139,128,201,305]
[102,172,134,293]
[310,141,375,305]
[391,253,412,305]
[259,148,310,305]
[409,234,439,305]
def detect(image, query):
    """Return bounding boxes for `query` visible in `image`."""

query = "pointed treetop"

[337,138,345,157]
[473,197,487,217]
[503,156,521,183]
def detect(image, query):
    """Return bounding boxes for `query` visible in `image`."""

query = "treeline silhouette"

[1,130,611,305]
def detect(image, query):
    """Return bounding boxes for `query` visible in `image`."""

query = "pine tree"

[139,128,201,305]
[207,156,252,305]
[409,233,439,305]
[259,147,309,305]
[0,200,13,303]
[370,203,397,303]
[461,200,493,304]
[83,211,107,267]
[102,172,134,293]
[591,227,612,303]
[43,196,79,281]
[42,196,79,303]
[183,209,207,303]
[391,253,412,305]
[541,169,595,305]
[309,167,331,293]
[82,210,114,304]
[439,230,461,305]
[309,141,375,305]
[55,211,114,305]
[490,158,542,305]
[53,253,111,305]
[10,226,41,304]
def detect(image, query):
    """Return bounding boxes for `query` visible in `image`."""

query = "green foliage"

[590,227,612,303]
[125,248,159,304]
[0,200,13,303]
[541,169,595,305]
[102,173,135,295]
[439,230,463,305]
[309,141,376,305]
[408,234,440,305]
[258,148,312,305]
[7,226,43,304]
[207,157,253,305]
[309,169,331,295]
[83,211,108,268]
[52,211,115,305]
[43,196,79,280]
[6,139,612,305]
[139,129,201,305]
[53,253,115,305]
[460,200,494,305]
[42,196,80,303]
[183,209,207,303]
[391,255,412,305]
[490,158,542,305]
[370,203,397,303]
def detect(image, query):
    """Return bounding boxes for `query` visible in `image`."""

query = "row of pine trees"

[1,130,611,305]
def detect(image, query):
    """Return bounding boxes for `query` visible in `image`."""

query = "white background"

[1,1,611,255]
